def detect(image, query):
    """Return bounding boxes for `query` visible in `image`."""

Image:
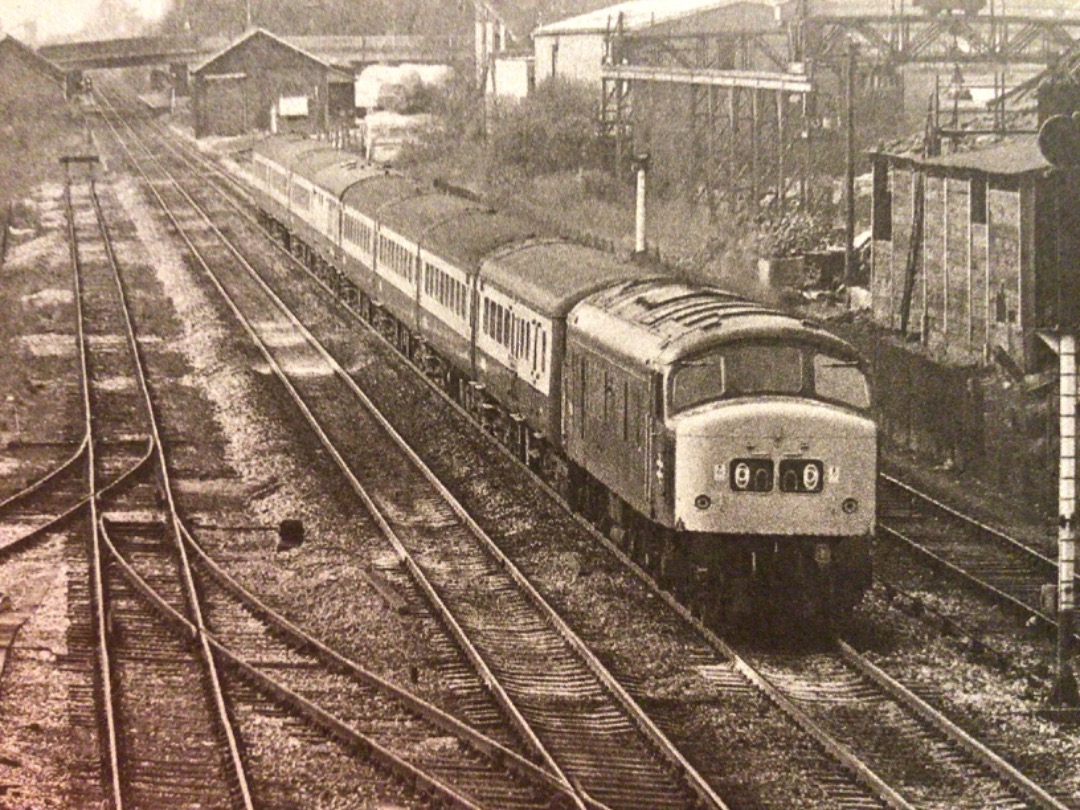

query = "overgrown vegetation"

[400,77,607,188]
[487,79,603,178]
[755,210,836,258]
[399,71,848,294]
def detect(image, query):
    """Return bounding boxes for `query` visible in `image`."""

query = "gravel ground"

[4,116,1078,808]
[853,576,1080,801]
[0,184,87,810]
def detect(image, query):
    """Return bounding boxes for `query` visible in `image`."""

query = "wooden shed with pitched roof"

[191,28,355,139]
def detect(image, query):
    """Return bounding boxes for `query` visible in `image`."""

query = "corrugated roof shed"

[880,137,1052,176]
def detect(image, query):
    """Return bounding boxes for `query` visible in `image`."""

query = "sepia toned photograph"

[0,0,1078,807]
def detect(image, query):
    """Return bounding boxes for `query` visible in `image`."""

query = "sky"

[0,0,169,41]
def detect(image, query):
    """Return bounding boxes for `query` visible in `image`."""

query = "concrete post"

[1053,332,1079,706]
[632,153,650,256]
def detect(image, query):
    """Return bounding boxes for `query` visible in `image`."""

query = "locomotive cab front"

[563,281,876,631]
[658,335,876,626]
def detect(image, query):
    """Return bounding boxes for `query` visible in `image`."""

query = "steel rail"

[178,524,581,801]
[64,174,123,810]
[95,95,609,810]
[838,639,1072,810]
[99,93,729,810]
[0,435,88,515]
[96,520,493,810]
[880,472,1061,573]
[86,177,256,810]
[0,440,153,561]
[876,520,1059,626]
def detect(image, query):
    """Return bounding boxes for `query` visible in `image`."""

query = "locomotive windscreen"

[668,342,869,414]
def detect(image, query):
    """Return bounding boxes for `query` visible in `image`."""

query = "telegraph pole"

[844,39,857,286]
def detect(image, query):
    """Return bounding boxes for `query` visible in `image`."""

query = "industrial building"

[531,0,782,87]
[870,138,1080,374]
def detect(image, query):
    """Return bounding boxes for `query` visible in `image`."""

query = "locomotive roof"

[569,278,861,368]
[480,240,660,318]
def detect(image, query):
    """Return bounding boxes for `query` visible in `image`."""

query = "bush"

[488,79,603,178]
[755,210,833,258]
[396,69,485,167]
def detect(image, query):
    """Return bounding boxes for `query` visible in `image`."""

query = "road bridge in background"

[39,33,466,73]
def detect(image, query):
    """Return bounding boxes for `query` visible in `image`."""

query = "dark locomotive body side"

[242,134,877,630]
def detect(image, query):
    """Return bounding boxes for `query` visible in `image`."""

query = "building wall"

[488,56,532,99]
[193,33,337,138]
[871,159,1032,370]
[534,33,603,85]
[197,75,249,137]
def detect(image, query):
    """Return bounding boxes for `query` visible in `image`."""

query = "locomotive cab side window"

[812,353,870,410]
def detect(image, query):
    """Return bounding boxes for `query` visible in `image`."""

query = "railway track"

[92,96,610,810]
[747,641,1076,810]
[877,473,1077,637]
[95,89,1078,810]
[97,88,728,810]
[66,173,254,809]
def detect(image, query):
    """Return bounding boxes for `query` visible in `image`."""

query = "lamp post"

[844,39,857,286]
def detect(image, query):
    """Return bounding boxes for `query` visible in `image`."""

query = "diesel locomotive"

[243,134,876,628]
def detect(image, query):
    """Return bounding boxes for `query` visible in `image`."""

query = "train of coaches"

[242,134,877,628]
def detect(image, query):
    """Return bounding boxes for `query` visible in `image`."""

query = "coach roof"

[253,135,334,170]
[480,240,659,318]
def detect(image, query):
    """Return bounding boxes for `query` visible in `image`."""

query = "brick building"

[191,28,355,139]
[869,138,1080,373]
